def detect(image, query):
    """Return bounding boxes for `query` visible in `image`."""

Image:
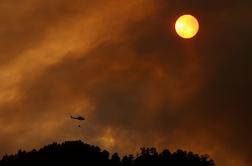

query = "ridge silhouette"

[0,140,215,166]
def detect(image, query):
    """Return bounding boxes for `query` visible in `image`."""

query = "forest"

[0,140,215,166]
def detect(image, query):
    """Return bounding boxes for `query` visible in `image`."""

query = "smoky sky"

[0,1,252,166]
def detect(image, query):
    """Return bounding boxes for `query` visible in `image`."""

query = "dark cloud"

[0,1,252,166]
[0,0,105,62]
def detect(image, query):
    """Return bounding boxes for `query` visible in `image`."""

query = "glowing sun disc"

[175,14,199,39]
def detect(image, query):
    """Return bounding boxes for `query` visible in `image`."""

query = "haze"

[0,1,251,166]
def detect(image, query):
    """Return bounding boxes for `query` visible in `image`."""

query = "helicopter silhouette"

[70,115,85,127]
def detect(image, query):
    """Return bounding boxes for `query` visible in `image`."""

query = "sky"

[0,0,252,166]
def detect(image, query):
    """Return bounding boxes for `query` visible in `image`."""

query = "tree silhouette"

[111,153,121,166]
[0,140,215,166]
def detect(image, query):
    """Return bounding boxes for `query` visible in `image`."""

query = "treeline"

[0,140,215,166]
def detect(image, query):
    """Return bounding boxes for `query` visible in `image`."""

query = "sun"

[175,14,199,39]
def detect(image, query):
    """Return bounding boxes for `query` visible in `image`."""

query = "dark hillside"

[0,141,215,166]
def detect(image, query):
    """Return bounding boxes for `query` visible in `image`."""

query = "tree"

[111,153,120,166]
